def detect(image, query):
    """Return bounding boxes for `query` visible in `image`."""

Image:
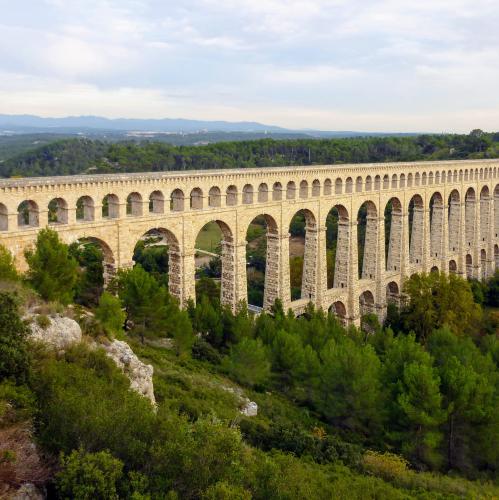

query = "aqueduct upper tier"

[1,158,498,324]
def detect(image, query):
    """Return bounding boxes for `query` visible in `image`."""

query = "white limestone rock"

[240,399,258,417]
[28,315,82,352]
[101,340,156,406]
[11,483,44,500]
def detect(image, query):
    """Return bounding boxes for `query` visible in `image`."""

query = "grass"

[195,222,223,253]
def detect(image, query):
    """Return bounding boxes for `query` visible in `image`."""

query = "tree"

[25,228,78,304]
[0,244,18,281]
[69,242,104,306]
[0,292,30,383]
[170,309,195,357]
[95,291,125,339]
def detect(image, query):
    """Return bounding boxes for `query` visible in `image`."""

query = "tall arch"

[330,301,347,325]
[75,236,116,286]
[358,201,378,279]
[408,195,424,265]
[365,175,372,191]
[324,178,332,195]
[385,198,403,272]
[386,281,400,306]
[465,188,476,249]
[495,184,499,238]
[335,178,342,195]
[466,254,473,279]
[480,186,490,243]
[481,249,487,279]
[355,176,362,192]
[325,205,349,289]
[449,259,457,274]
[448,190,460,253]
[429,192,444,259]
[345,177,353,194]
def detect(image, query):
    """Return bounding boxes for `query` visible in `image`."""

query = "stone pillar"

[280,233,291,311]
[67,207,77,225]
[315,226,328,310]
[234,242,248,307]
[458,202,467,276]
[410,206,424,267]
[440,203,449,271]
[220,240,237,310]
[387,211,403,272]
[182,251,196,306]
[473,196,481,279]
[7,212,18,231]
[94,204,103,222]
[422,208,431,272]
[263,232,281,310]
[400,211,410,281]
[430,202,444,260]
[361,215,377,280]
[347,222,360,326]
[375,216,386,322]
[168,247,183,305]
[480,195,494,279]
[38,209,49,228]
[333,220,349,289]
[301,224,319,302]
[448,199,460,254]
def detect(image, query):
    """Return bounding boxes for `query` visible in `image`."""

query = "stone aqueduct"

[1,158,498,324]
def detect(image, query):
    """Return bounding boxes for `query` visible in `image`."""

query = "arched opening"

[0,203,7,231]
[208,186,222,208]
[407,173,413,187]
[356,176,362,192]
[312,179,321,196]
[386,281,399,306]
[415,172,420,186]
[149,191,165,213]
[286,181,296,200]
[190,188,203,210]
[466,254,473,279]
[383,174,389,189]
[481,249,487,279]
[194,221,234,307]
[465,188,476,249]
[126,192,143,216]
[442,171,446,183]
[374,175,381,190]
[324,179,332,195]
[449,260,457,274]
[76,196,95,222]
[226,185,238,206]
[429,172,434,185]
[357,201,378,279]
[422,172,427,185]
[325,205,349,289]
[243,184,254,204]
[495,185,499,238]
[365,176,372,191]
[170,189,184,212]
[329,301,347,325]
[430,266,439,273]
[335,178,342,195]
[448,190,460,253]
[272,182,283,201]
[385,198,403,272]
[258,183,269,203]
[400,173,406,188]
[345,177,353,194]
[408,195,424,265]
[289,209,317,301]
[429,192,444,258]
[435,171,440,184]
[495,244,499,268]
[299,180,308,198]
[17,200,39,227]
[48,197,68,224]
[133,228,182,302]
[246,214,279,310]
[480,186,490,243]
[102,194,119,219]
[359,290,375,317]
[391,174,397,189]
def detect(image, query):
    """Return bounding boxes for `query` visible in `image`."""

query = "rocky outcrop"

[11,483,44,500]
[28,315,82,352]
[220,386,258,417]
[100,340,156,406]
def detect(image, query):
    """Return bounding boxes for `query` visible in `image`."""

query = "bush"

[36,314,50,330]
[0,245,18,282]
[192,338,222,364]
[94,291,125,339]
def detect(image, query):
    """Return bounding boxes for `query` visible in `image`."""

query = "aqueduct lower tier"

[1,159,498,324]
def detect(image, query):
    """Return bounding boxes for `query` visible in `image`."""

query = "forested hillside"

[1,130,499,178]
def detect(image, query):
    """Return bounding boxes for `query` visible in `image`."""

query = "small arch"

[330,301,347,325]
[208,186,222,207]
[449,260,457,274]
[243,184,254,204]
[299,180,308,199]
[312,179,321,196]
[459,170,463,181]
[76,196,95,222]
[359,290,375,317]
[422,172,427,185]
[48,197,68,224]
[272,182,283,201]
[170,189,185,212]
[399,173,406,188]
[345,177,353,194]
[324,178,332,195]
[435,171,440,184]
[355,176,363,192]
[190,188,203,210]
[415,172,420,186]
[365,175,373,191]
[383,174,389,189]
[454,170,459,182]
[102,194,119,219]
[391,174,398,189]
[407,173,413,187]
[149,191,165,214]
[258,183,269,203]
[464,169,469,181]
[374,175,381,190]
[466,254,473,279]
[226,185,238,206]
[428,172,434,185]
[441,171,446,183]
[126,192,143,216]
[0,203,8,231]
[431,266,439,273]
[335,178,343,195]
[286,181,296,200]
[386,281,399,305]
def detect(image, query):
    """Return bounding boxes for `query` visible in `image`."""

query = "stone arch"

[495,244,499,268]
[454,170,459,182]
[0,203,7,231]
[149,190,165,213]
[208,186,222,207]
[422,172,427,185]
[330,301,347,325]
[345,177,353,194]
[480,168,484,180]
[365,175,373,191]
[464,169,469,181]
[358,200,378,279]
[190,188,203,210]
[326,204,349,289]
[126,192,143,216]
[442,171,446,183]
[480,186,490,243]
[407,173,413,187]
[435,171,440,184]
[494,184,499,238]
[76,236,116,286]
[391,174,398,189]
[374,175,381,190]
[386,281,400,305]
[286,181,296,200]
[76,196,95,222]
[465,188,476,249]
[431,266,439,273]
[102,194,119,219]
[359,290,375,317]
[312,179,321,196]
[170,189,185,212]
[299,180,308,198]
[17,200,39,227]
[449,259,457,274]
[355,176,362,192]
[226,185,238,206]
[243,184,254,204]
[429,171,434,185]
[324,178,332,195]
[272,182,283,201]
[385,197,403,272]
[466,254,473,279]
[400,173,406,188]
[335,177,343,195]
[481,249,487,279]
[246,214,280,310]
[415,172,420,186]
[383,174,389,189]
[429,192,444,258]
[48,197,68,224]
[258,183,269,202]
[448,190,460,253]
[459,170,463,181]
[408,194,424,265]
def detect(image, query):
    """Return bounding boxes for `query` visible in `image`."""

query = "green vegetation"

[0,234,498,498]
[2,130,499,177]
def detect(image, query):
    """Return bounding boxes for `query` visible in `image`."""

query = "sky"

[0,0,498,132]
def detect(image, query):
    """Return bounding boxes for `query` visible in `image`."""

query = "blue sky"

[1,0,498,131]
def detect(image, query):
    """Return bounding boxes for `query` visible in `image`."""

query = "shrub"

[0,245,18,282]
[94,291,125,339]
[36,314,50,330]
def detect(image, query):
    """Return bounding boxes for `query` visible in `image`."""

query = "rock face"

[11,483,44,500]
[101,340,156,406]
[240,399,258,417]
[28,315,82,352]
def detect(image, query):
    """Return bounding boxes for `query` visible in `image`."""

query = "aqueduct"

[1,159,498,325]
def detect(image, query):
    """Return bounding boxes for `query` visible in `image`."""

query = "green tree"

[95,291,125,339]
[0,244,18,281]
[25,228,78,304]
[69,242,104,306]
[170,309,195,357]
